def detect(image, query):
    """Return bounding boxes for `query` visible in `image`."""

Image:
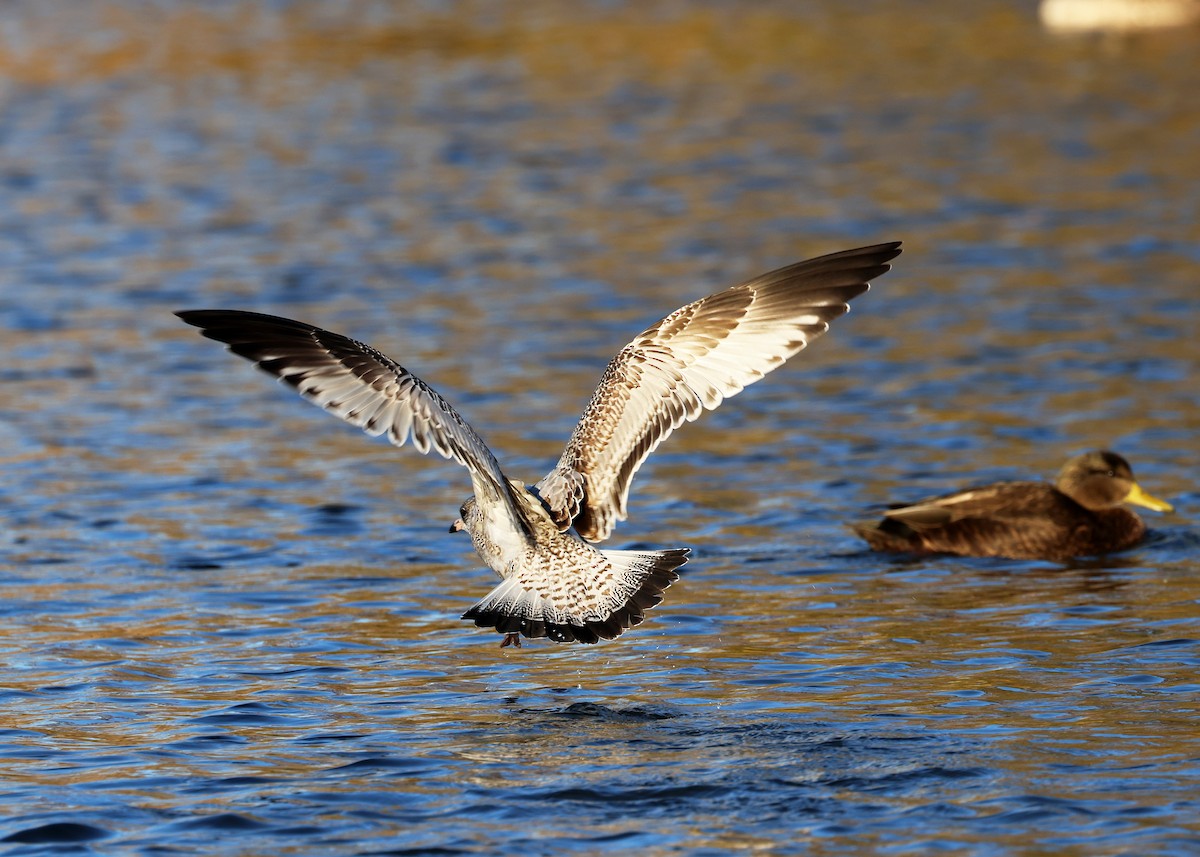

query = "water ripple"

[0,2,1198,854]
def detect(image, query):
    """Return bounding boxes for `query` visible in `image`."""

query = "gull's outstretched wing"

[176,309,531,538]
[535,242,902,543]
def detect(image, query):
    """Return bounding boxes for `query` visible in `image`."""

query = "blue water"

[1,2,1198,854]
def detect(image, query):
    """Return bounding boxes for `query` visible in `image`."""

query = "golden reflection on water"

[3,3,1197,256]
[0,0,1197,852]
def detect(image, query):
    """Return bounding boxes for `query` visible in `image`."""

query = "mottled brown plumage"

[177,240,899,645]
[854,451,1174,561]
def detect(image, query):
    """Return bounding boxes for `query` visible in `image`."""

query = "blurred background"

[0,1,1197,854]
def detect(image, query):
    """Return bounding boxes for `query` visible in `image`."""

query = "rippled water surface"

[1,2,1198,854]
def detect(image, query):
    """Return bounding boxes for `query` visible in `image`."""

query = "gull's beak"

[1125,482,1174,513]
[450,518,464,533]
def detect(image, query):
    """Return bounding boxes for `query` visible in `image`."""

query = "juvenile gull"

[177,241,900,646]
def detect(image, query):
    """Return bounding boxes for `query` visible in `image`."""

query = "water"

[1,1,1198,854]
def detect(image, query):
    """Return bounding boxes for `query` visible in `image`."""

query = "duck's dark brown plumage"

[854,451,1174,562]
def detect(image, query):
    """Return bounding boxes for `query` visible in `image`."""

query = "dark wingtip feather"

[853,240,903,264]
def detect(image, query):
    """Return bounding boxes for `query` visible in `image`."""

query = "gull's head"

[450,498,477,534]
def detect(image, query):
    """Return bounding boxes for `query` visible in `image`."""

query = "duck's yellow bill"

[1126,482,1174,513]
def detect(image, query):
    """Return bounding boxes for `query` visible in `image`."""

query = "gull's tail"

[462,547,689,644]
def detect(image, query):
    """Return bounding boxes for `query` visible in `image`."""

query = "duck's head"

[1057,450,1174,513]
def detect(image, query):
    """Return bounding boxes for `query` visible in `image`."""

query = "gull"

[177,241,900,647]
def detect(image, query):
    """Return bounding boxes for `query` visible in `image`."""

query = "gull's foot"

[500,632,522,649]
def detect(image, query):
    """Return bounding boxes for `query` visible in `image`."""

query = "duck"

[853,450,1174,561]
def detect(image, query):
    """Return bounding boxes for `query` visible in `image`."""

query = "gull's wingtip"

[873,239,903,262]
[175,309,225,328]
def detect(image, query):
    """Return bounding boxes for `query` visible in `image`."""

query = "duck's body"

[854,451,1173,562]
[180,241,900,645]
